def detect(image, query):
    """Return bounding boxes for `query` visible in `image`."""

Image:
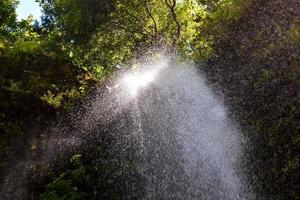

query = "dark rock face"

[201,0,300,198]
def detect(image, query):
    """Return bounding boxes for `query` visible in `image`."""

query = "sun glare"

[123,70,157,97]
[121,60,169,97]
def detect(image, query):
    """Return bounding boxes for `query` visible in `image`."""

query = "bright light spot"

[123,70,157,97]
[118,59,168,97]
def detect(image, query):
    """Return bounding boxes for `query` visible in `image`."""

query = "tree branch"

[164,0,181,49]
[143,0,158,40]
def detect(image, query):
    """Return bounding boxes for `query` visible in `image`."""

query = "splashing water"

[90,55,250,199]
[0,55,252,199]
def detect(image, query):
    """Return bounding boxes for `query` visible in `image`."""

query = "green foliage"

[38,0,115,42]
[176,0,212,60]
[200,0,300,198]
[203,0,252,36]
[0,2,94,174]
[37,0,215,66]
[0,0,18,38]
[40,179,86,200]
[40,155,91,200]
[288,21,300,44]
[40,90,63,108]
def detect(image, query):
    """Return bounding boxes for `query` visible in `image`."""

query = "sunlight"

[121,60,168,97]
[123,70,157,97]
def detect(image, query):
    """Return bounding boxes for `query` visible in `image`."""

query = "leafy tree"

[40,155,89,200]
[0,0,18,39]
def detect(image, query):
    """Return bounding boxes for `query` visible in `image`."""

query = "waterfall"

[0,55,251,199]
